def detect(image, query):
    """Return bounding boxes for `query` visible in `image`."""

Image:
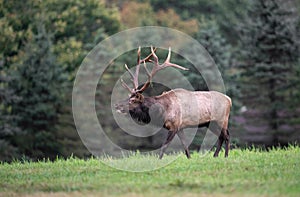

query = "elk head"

[115,46,188,124]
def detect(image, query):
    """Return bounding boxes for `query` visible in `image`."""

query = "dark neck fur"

[129,97,164,125]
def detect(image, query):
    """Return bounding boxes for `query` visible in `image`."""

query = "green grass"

[0,147,300,197]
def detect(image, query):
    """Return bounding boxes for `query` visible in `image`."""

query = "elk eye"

[129,97,136,103]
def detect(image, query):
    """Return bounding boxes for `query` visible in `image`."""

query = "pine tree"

[9,23,65,159]
[196,20,238,100]
[238,0,299,145]
[0,65,20,161]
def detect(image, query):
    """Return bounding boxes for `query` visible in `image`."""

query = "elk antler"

[121,46,188,94]
[137,46,188,93]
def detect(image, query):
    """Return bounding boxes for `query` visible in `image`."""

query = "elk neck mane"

[129,96,166,125]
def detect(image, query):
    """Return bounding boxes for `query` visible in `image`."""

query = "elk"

[115,47,232,159]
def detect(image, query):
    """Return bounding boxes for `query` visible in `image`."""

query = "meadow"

[0,146,299,197]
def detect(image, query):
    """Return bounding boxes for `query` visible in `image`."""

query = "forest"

[0,0,300,161]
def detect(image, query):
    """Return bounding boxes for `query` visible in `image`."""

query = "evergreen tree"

[0,0,121,160]
[238,0,299,145]
[0,65,20,161]
[9,23,65,159]
[196,20,238,101]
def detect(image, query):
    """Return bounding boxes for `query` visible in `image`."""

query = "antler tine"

[136,46,158,93]
[139,47,157,64]
[133,64,140,90]
[121,46,188,94]
[137,46,164,93]
[121,47,145,93]
[150,46,159,64]
[131,46,157,90]
[148,47,188,77]
[137,46,141,65]
[139,46,158,77]
[143,61,151,78]
[132,46,156,91]
[120,78,134,93]
[137,47,189,93]
[125,46,143,90]
[162,47,189,71]
[124,64,137,88]
[124,64,134,79]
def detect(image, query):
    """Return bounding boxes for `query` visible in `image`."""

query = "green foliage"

[0,8,22,159]
[42,0,120,77]
[148,0,250,43]
[9,23,64,159]
[120,1,198,35]
[0,147,299,196]
[0,0,120,76]
[0,0,121,161]
[196,20,239,99]
[0,71,20,161]
[238,0,299,144]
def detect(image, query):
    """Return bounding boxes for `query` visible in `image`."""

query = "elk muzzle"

[114,100,129,114]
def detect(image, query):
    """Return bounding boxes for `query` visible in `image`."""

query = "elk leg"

[159,131,176,159]
[213,132,224,157]
[177,129,191,159]
[224,129,230,157]
[208,121,223,157]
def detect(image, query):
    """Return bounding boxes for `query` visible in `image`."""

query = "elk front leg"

[159,130,176,159]
[177,129,191,159]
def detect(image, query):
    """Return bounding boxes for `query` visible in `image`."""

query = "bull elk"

[115,47,232,159]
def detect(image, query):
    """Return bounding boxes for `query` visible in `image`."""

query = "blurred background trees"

[9,22,66,159]
[237,0,300,145]
[0,0,121,160]
[0,0,299,161]
[239,0,299,96]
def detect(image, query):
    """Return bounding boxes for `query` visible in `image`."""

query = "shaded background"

[0,0,299,161]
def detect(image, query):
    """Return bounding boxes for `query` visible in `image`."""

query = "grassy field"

[0,147,300,197]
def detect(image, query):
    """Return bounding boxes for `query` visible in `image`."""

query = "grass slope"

[0,147,300,197]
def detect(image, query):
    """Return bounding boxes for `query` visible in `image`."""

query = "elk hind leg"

[177,129,190,159]
[213,129,230,157]
[208,121,224,157]
[224,129,230,157]
[159,131,176,159]
[213,132,224,157]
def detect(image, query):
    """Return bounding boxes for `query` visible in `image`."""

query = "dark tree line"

[237,0,300,145]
